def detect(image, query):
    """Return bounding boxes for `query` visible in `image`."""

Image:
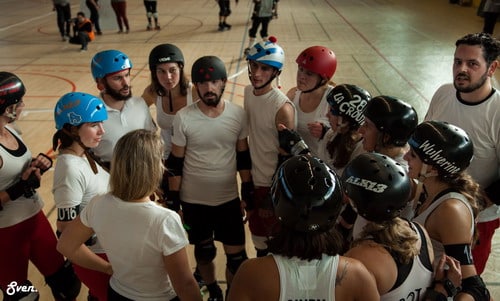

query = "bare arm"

[164,248,203,301]
[275,102,295,130]
[141,84,156,107]
[57,216,112,275]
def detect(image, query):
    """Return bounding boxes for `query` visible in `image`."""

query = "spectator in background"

[53,0,71,41]
[85,0,102,35]
[244,0,277,54]
[482,0,500,34]
[111,0,130,33]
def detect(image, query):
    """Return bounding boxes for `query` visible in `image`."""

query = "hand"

[277,124,309,155]
[442,255,462,288]
[32,153,53,174]
[307,122,324,139]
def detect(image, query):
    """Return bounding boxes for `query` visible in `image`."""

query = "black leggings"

[54,3,71,37]
[86,0,101,32]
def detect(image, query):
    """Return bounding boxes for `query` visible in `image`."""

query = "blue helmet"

[246,36,285,71]
[91,50,132,81]
[54,92,108,130]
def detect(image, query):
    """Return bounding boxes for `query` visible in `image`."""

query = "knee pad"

[461,275,490,301]
[147,12,152,18]
[194,240,217,264]
[153,12,158,18]
[2,280,40,301]
[226,250,248,275]
[44,260,81,301]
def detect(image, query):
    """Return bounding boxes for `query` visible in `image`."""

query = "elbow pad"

[166,154,184,177]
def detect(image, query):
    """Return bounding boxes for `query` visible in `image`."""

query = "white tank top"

[273,253,338,301]
[244,85,296,186]
[412,190,474,261]
[155,83,194,158]
[291,87,331,157]
[381,222,433,301]
[0,126,43,228]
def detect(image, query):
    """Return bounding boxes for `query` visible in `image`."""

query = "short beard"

[103,80,132,101]
[454,71,488,93]
[201,94,222,107]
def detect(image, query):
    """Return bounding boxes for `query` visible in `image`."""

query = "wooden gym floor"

[1,0,499,299]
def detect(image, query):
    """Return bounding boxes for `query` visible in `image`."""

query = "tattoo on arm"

[335,260,349,286]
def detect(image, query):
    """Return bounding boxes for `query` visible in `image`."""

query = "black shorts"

[218,0,231,17]
[182,198,245,246]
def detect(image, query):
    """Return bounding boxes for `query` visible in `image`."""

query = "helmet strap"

[300,78,326,94]
[417,163,438,180]
[61,127,99,174]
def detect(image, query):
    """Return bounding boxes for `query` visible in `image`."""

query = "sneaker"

[244,47,251,55]
[80,47,87,52]
[147,24,153,31]
[154,25,161,30]
[61,36,67,42]
[96,31,103,35]
[117,30,123,34]
[223,22,231,29]
[218,24,224,31]
[125,29,130,34]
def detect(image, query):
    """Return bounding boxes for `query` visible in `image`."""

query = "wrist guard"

[6,172,40,200]
[166,190,181,212]
[241,181,255,210]
[278,128,310,155]
[35,153,53,174]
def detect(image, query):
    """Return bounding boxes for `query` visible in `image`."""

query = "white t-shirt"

[425,84,500,222]
[291,87,331,157]
[172,99,248,205]
[53,154,109,253]
[80,193,188,301]
[93,96,156,162]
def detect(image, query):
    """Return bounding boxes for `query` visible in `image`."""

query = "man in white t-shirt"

[167,56,251,301]
[425,32,500,277]
[90,49,156,167]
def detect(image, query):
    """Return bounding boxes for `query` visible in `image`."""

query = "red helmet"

[295,46,337,80]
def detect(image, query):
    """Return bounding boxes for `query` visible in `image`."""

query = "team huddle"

[0,32,499,301]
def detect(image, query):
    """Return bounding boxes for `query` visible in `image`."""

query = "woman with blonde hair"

[58,129,201,301]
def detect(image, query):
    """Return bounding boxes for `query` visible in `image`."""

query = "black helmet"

[191,56,227,83]
[0,72,26,115]
[364,96,418,146]
[341,153,411,223]
[326,84,371,129]
[148,44,185,70]
[271,155,343,233]
[408,121,473,176]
